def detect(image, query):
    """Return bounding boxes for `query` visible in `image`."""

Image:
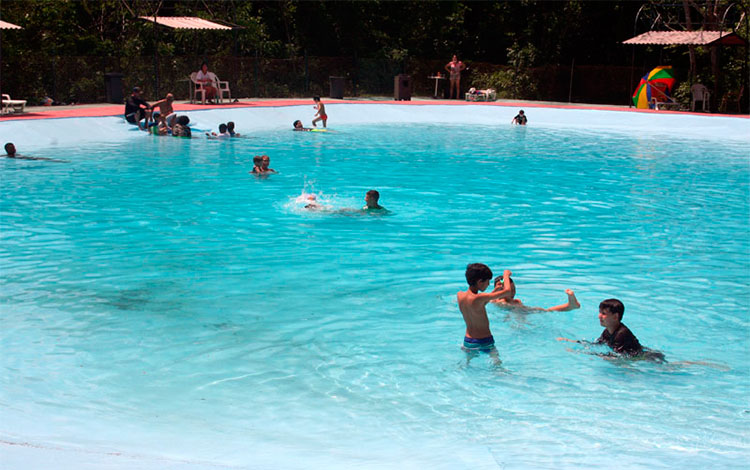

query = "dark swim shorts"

[463,335,495,351]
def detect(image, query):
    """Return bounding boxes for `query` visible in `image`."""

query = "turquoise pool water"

[1,106,749,469]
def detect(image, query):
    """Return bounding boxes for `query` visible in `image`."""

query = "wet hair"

[176,115,190,126]
[465,263,493,287]
[253,155,262,164]
[366,189,379,201]
[4,142,15,154]
[518,110,525,114]
[599,298,625,319]
[293,120,302,128]
[219,123,228,133]
[227,121,235,130]
[182,127,192,138]
[313,96,320,102]
[494,275,514,286]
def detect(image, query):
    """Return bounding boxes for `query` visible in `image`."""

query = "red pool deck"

[1,98,746,121]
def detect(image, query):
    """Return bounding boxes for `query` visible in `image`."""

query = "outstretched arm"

[545,289,581,312]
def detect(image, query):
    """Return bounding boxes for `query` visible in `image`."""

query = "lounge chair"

[1,93,27,114]
[690,84,710,112]
[465,88,497,102]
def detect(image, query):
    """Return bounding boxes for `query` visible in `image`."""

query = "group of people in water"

[458,263,666,365]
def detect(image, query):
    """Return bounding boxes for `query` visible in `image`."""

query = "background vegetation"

[0,0,747,110]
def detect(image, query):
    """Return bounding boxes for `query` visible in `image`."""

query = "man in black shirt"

[124,87,152,129]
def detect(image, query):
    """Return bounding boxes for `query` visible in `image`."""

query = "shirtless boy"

[150,93,176,129]
[312,96,327,128]
[457,264,514,354]
[491,276,580,312]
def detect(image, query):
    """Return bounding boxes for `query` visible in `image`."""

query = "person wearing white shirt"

[196,62,218,102]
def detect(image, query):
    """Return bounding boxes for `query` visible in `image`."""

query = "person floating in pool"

[293,120,313,131]
[490,276,580,312]
[557,298,665,362]
[458,264,515,364]
[511,110,527,125]
[312,96,327,128]
[362,189,387,212]
[3,142,66,162]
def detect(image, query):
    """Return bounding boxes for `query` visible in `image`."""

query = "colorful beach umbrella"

[632,66,676,109]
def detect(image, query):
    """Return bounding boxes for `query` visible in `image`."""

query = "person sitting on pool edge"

[491,276,580,312]
[511,109,527,125]
[293,120,313,131]
[458,264,515,359]
[557,298,665,361]
[124,87,152,129]
[362,190,387,212]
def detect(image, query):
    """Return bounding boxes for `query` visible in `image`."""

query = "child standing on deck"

[312,96,327,128]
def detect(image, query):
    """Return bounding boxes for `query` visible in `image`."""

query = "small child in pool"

[208,123,231,138]
[458,264,515,363]
[490,276,580,312]
[227,121,240,137]
[511,110,527,125]
[557,298,665,361]
[251,155,262,174]
[259,155,276,174]
[312,96,327,128]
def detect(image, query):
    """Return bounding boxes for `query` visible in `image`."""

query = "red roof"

[139,16,232,30]
[624,30,746,46]
[0,20,22,30]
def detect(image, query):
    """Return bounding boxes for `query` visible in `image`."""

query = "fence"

[2,54,637,106]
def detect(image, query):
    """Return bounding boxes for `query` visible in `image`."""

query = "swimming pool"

[1,105,749,469]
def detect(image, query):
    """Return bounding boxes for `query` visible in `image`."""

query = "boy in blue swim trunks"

[458,264,514,361]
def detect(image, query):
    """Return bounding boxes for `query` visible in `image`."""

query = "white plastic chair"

[1,94,27,114]
[189,72,206,105]
[215,75,231,104]
[690,84,710,112]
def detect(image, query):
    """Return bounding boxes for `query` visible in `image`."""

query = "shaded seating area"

[624,30,748,113]
[139,16,236,101]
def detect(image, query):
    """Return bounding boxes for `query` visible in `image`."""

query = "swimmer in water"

[362,189,387,212]
[3,142,66,162]
[250,155,262,174]
[490,276,580,312]
[227,121,240,137]
[293,120,313,131]
[557,298,665,362]
[302,193,322,210]
[259,155,276,174]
